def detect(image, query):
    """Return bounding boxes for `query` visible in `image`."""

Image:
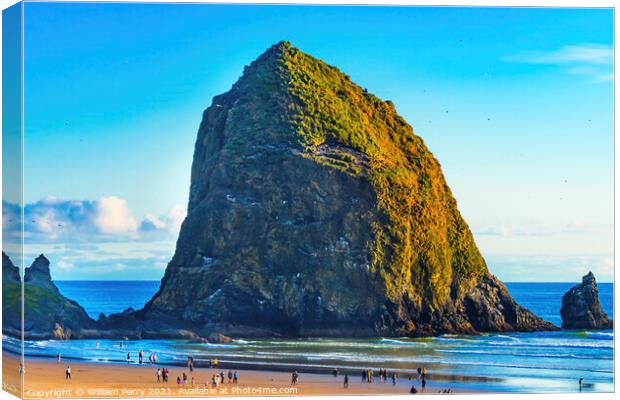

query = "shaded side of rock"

[2,251,21,283]
[561,272,612,329]
[2,251,22,334]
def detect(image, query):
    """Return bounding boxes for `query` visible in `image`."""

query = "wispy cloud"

[22,241,174,280]
[474,221,613,238]
[486,254,614,283]
[505,44,613,82]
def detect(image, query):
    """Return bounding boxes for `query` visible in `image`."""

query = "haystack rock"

[135,41,556,337]
[561,272,612,330]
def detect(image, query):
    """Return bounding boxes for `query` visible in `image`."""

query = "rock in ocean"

[561,272,612,330]
[2,252,97,339]
[134,42,556,338]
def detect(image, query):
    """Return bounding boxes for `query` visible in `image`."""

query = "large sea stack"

[137,42,556,337]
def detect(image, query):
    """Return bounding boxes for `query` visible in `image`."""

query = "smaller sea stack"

[560,272,612,330]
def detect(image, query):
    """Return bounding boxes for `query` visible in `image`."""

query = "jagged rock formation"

[2,252,22,333]
[2,252,97,339]
[134,41,556,337]
[561,272,612,330]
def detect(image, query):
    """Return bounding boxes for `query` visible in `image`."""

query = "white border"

[0,1,616,400]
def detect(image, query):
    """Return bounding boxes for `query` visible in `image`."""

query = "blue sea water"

[55,280,160,319]
[6,281,614,393]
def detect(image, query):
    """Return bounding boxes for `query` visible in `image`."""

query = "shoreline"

[2,346,501,384]
[3,353,478,398]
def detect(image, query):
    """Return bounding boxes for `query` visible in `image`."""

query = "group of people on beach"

[360,368,397,385]
[156,368,171,382]
[54,342,446,395]
[208,370,239,388]
[126,350,158,364]
[152,355,238,389]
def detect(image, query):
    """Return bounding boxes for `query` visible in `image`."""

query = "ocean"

[6,281,614,393]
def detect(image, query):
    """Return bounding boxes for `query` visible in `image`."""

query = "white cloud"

[56,259,75,271]
[139,204,186,236]
[113,263,127,271]
[3,197,186,244]
[165,204,186,234]
[93,197,138,235]
[505,44,613,82]
[2,196,187,279]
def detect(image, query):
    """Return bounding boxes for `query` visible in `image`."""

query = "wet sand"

[3,353,462,398]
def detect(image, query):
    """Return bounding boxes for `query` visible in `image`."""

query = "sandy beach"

[3,353,461,398]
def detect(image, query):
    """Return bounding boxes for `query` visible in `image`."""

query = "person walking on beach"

[291,371,299,385]
[156,368,161,382]
[183,372,188,385]
[579,378,584,392]
[139,350,144,364]
[127,352,131,363]
[233,370,238,384]
[333,368,339,377]
[228,370,233,383]
[344,374,349,388]
[177,376,181,385]
[383,369,388,383]
[65,366,71,380]
[56,353,61,363]
[392,372,397,385]
[220,371,225,384]
[187,356,194,372]
[362,369,367,382]
[421,375,427,392]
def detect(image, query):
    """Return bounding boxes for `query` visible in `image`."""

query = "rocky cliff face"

[561,272,612,330]
[137,41,556,337]
[2,252,97,339]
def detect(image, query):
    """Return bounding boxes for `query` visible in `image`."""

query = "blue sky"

[8,3,613,281]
